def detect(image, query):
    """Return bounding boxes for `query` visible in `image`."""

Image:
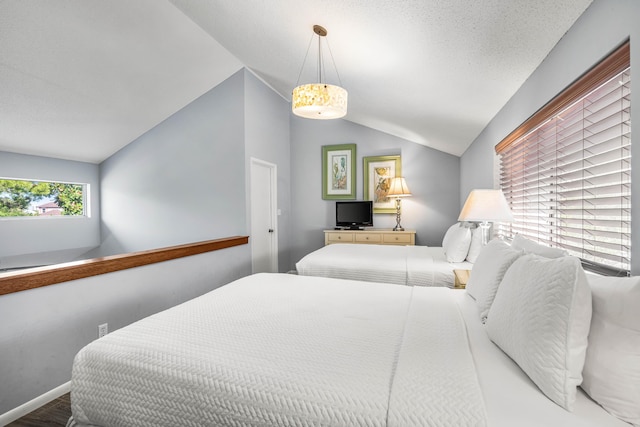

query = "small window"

[0,178,88,218]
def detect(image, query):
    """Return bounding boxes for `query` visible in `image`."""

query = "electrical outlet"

[98,323,108,338]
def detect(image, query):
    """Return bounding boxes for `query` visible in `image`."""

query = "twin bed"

[70,274,486,426]
[68,271,632,426]
[67,233,638,426]
[295,244,472,287]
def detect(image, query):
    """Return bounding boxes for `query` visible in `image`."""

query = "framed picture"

[363,155,401,213]
[322,144,356,200]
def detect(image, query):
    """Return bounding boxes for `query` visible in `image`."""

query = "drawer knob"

[338,236,341,239]
[366,237,369,240]
[395,237,399,240]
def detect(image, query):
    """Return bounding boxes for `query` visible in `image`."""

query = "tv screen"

[336,201,373,230]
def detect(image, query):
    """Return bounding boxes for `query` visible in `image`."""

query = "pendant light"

[292,25,348,119]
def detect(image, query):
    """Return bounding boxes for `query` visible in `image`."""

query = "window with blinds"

[496,41,631,275]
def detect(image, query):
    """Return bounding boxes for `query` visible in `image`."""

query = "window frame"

[0,177,89,219]
[495,40,631,276]
[496,41,630,154]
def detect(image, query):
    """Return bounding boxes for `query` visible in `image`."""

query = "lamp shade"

[292,84,348,119]
[387,177,412,197]
[458,189,513,222]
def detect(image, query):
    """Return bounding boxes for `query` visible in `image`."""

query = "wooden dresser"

[324,229,416,246]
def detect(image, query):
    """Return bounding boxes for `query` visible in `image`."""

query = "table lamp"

[387,177,412,231]
[458,189,513,245]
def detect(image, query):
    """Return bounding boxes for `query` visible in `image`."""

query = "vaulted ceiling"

[0,0,592,164]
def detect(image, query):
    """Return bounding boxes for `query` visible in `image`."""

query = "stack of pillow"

[465,235,639,426]
[442,222,483,263]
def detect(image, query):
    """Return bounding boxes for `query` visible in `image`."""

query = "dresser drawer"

[326,232,354,243]
[355,233,382,243]
[324,229,415,246]
[383,233,413,244]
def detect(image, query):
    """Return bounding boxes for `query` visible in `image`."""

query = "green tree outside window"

[0,179,85,217]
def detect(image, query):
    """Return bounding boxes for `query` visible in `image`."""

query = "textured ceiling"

[0,0,592,163]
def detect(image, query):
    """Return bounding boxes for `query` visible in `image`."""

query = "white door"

[250,158,278,273]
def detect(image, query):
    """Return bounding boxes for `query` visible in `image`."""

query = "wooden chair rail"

[0,236,249,296]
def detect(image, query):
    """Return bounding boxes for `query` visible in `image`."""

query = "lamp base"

[393,198,404,231]
[479,221,491,245]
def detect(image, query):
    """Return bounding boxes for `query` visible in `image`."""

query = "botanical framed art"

[363,155,401,213]
[322,144,356,200]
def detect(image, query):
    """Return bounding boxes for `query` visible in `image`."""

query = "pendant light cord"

[324,38,344,88]
[294,27,344,88]
[295,33,315,87]
[317,31,323,83]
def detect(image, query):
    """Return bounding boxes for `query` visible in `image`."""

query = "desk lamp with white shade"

[458,189,514,245]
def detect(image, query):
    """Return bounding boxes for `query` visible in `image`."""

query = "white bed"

[295,244,472,287]
[68,273,628,427]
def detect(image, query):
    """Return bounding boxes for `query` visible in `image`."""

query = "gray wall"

[0,152,100,268]
[243,70,292,272]
[0,68,295,414]
[290,117,460,268]
[92,70,247,257]
[12,0,638,408]
[460,0,640,274]
[0,246,249,415]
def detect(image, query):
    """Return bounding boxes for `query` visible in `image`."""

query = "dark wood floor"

[7,393,71,427]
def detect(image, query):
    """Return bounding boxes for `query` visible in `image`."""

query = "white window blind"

[497,42,631,274]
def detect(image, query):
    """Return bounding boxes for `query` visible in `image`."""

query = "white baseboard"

[0,381,70,426]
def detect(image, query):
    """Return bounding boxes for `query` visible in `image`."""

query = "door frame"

[249,157,278,273]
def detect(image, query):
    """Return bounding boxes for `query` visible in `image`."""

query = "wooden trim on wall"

[495,40,630,154]
[0,236,249,296]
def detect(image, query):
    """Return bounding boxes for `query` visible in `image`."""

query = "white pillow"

[485,254,592,411]
[466,226,482,263]
[511,234,568,258]
[442,223,471,262]
[581,275,640,425]
[465,239,521,321]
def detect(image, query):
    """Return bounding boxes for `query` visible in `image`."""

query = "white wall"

[460,0,640,274]
[290,117,461,267]
[0,152,100,268]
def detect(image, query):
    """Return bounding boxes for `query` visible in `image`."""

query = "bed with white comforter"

[295,244,472,287]
[68,272,630,427]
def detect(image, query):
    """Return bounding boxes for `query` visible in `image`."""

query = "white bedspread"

[388,287,487,426]
[295,244,472,287]
[69,273,486,427]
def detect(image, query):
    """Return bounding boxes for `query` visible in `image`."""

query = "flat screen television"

[335,201,373,230]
